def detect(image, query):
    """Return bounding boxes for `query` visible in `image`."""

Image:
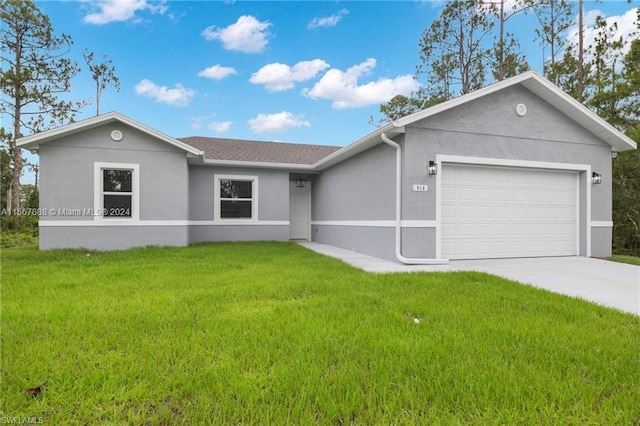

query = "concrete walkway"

[298,242,640,315]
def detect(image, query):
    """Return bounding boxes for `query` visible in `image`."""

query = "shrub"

[0,231,38,248]
[0,214,38,247]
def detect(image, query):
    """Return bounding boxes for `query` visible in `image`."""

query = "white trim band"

[590,221,613,228]
[40,220,289,227]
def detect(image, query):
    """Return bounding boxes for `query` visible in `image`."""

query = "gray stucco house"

[17,71,637,263]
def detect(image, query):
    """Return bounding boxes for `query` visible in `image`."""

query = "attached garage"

[441,163,578,260]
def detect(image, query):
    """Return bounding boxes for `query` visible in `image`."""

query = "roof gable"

[394,70,637,152]
[316,70,636,170]
[17,112,202,156]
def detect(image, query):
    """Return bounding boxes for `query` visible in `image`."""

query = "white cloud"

[201,15,271,54]
[83,0,167,25]
[477,0,524,15]
[302,58,420,109]
[250,59,330,92]
[134,79,195,107]
[308,9,349,29]
[197,65,238,80]
[189,116,205,130]
[568,8,638,60]
[248,111,311,134]
[209,121,233,133]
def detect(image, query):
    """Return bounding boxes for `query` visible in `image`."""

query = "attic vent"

[515,104,527,117]
[110,130,123,142]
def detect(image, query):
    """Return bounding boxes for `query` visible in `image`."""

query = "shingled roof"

[178,136,342,165]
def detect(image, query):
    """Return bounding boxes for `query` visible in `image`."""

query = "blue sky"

[18,1,639,183]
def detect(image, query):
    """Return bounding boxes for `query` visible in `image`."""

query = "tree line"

[0,0,120,239]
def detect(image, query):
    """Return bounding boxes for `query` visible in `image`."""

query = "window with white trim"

[214,174,258,220]
[94,162,140,220]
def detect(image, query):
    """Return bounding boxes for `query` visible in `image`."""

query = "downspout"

[381,133,448,265]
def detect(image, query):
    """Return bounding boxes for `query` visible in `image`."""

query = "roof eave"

[312,122,405,171]
[196,157,317,171]
[16,112,204,156]
[389,70,636,152]
[519,76,637,152]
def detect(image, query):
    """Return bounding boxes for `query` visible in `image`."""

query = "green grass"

[609,255,640,266]
[2,242,639,425]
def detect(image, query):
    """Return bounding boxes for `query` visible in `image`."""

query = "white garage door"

[441,164,578,260]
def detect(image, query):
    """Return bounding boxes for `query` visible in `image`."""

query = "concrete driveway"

[299,242,640,315]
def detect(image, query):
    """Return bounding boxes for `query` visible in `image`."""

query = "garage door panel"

[441,164,578,260]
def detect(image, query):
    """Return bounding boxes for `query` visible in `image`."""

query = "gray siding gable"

[408,85,609,149]
[45,122,189,154]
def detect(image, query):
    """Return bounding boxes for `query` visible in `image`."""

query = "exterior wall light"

[428,161,438,176]
[295,179,307,188]
[592,172,602,184]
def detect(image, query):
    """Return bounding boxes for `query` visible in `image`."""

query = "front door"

[289,181,311,240]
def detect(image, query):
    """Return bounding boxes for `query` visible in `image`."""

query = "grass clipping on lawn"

[1,242,639,424]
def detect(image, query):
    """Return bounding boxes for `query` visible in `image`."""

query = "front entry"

[289,181,311,240]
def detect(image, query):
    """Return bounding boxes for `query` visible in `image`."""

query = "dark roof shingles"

[178,136,341,165]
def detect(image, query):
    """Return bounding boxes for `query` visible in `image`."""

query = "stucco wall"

[313,143,396,220]
[313,84,613,261]
[40,226,188,250]
[311,142,398,258]
[38,122,190,249]
[188,165,290,243]
[403,85,612,221]
[402,85,612,258]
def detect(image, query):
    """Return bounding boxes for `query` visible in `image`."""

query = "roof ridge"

[177,135,342,149]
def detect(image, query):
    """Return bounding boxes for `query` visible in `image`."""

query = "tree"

[610,37,640,255]
[531,0,574,80]
[576,0,585,103]
[0,131,12,211]
[587,15,626,120]
[83,48,120,116]
[484,0,532,80]
[0,0,84,230]
[378,95,422,122]
[545,47,583,99]
[417,0,495,101]
[379,0,532,123]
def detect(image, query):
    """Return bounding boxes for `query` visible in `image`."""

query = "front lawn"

[2,242,639,424]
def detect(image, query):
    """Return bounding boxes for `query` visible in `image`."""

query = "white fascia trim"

[590,221,613,228]
[520,75,637,152]
[40,220,289,227]
[394,74,536,128]
[392,70,635,153]
[312,124,405,171]
[17,112,203,156]
[311,220,437,228]
[437,155,592,257]
[202,158,315,171]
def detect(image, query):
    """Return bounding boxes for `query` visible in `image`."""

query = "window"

[103,169,132,217]
[94,162,140,220]
[214,174,258,221]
